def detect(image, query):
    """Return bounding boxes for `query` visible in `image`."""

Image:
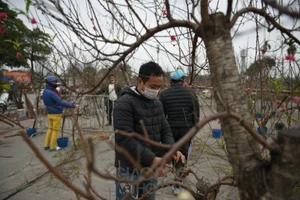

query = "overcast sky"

[6,0,300,75]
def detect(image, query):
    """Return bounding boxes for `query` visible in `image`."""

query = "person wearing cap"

[42,76,79,152]
[113,61,185,199]
[159,69,200,194]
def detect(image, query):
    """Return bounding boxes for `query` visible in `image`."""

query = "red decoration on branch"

[0,12,7,21]
[285,54,295,61]
[162,9,167,18]
[170,35,176,41]
[16,52,21,59]
[31,18,37,24]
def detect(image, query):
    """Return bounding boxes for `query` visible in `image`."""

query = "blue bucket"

[257,127,268,135]
[256,113,263,118]
[26,128,36,138]
[212,129,222,138]
[57,137,69,148]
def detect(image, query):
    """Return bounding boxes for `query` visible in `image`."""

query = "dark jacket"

[113,86,175,172]
[159,83,200,128]
[42,85,75,114]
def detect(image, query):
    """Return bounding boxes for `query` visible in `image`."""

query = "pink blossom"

[217,120,220,124]
[183,82,188,87]
[0,24,4,34]
[261,49,266,55]
[293,97,299,104]
[74,43,76,47]
[31,18,37,24]
[0,12,7,20]
[286,54,296,61]
[275,99,280,107]
[90,18,94,21]
[162,9,167,17]
[280,107,287,111]
[16,52,21,59]
[93,27,96,31]
[245,88,251,92]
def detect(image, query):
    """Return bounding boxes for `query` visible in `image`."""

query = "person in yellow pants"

[42,76,79,152]
[44,114,62,151]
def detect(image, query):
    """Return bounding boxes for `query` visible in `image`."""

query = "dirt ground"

[0,100,241,200]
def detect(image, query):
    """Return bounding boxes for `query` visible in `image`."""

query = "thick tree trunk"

[199,12,300,200]
[200,12,263,199]
[201,12,260,177]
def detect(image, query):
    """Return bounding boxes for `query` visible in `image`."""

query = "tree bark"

[200,12,264,199]
[265,128,300,200]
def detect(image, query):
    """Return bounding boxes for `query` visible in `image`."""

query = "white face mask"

[141,86,159,99]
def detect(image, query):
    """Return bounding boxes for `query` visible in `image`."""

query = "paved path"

[0,101,243,200]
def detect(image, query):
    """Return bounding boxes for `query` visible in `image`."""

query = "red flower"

[162,9,167,17]
[183,82,188,87]
[170,35,176,41]
[0,12,7,20]
[93,26,96,31]
[74,43,76,47]
[293,97,299,104]
[31,18,37,24]
[217,119,220,124]
[90,18,94,21]
[245,88,251,92]
[0,24,5,34]
[286,54,295,61]
[16,52,21,59]
[261,49,266,55]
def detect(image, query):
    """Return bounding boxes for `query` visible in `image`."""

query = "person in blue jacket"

[42,76,79,152]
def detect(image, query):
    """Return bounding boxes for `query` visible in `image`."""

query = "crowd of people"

[41,61,200,199]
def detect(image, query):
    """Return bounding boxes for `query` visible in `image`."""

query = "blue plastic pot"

[57,137,69,148]
[257,127,268,135]
[212,129,222,138]
[26,128,36,138]
[256,113,263,118]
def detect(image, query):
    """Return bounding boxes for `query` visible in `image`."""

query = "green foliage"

[285,39,297,55]
[245,56,276,77]
[269,76,287,92]
[26,0,31,13]
[0,1,51,67]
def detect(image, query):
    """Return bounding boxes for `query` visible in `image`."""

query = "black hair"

[138,61,164,83]
[171,79,183,84]
[109,74,115,78]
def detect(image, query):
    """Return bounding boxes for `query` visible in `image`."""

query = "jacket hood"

[121,85,151,101]
[121,86,140,96]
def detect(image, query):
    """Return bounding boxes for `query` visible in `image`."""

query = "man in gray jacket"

[113,61,185,200]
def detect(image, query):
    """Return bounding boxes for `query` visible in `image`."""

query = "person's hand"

[151,157,167,177]
[75,104,80,109]
[173,151,186,165]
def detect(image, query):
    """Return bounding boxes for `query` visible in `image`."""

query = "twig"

[0,155,13,158]
[4,133,20,138]
[0,114,24,128]
[18,130,93,200]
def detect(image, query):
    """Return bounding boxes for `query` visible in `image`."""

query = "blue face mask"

[141,86,160,99]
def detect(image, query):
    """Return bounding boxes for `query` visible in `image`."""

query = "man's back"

[160,83,199,128]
